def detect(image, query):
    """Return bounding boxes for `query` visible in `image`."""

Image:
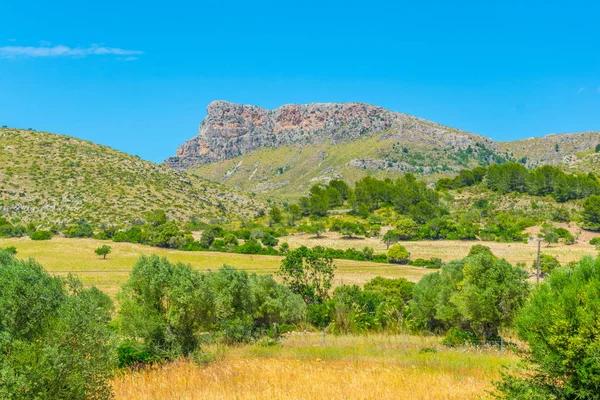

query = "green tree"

[278,247,335,304]
[382,229,400,249]
[387,244,410,264]
[200,228,215,249]
[496,256,600,398]
[269,205,283,225]
[395,217,419,240]
[94,244,112,259]
[538,223,559,247]
[0,250,116,399]
[145,209,167,227]
[532,254,561,275]
[582,194,600,231]
[301,221,326,238]
[451,253,530,343]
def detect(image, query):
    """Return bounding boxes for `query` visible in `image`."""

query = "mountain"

[166,101,511,198]
[0,127,262,225]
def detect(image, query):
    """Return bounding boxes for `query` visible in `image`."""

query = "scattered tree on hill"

[94,245,112,259]
[269,205,282,226]
[582,194,600,231]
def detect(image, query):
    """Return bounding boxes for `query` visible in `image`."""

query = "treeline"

[437,163,600,202]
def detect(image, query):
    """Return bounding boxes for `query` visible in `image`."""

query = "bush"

[30,229,53,240]
[117,256,305,360]
[496,256,600,398]
[387,244,410,264]
[0,250,116,399]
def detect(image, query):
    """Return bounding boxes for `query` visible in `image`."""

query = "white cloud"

[0,43,143,59]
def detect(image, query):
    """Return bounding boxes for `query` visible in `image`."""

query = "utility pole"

[536,238,541,284]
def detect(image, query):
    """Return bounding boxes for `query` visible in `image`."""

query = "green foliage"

[410,253,530,343]
[269,205,283,225]
[95,244,112,259]
[532,254,561,275]
[387,244,410,264]
[30,229,53,240]
[496,256,600,399]
[0,250,116,399]
[279,246,335,305]
[583,194,600,231]
[468,244,494,257]
[117,256,305,360]
[539,223,559,247]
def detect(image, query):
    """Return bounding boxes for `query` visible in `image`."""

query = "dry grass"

[0,237,429,296]
[112,334,516,400]
[282,230,600,266]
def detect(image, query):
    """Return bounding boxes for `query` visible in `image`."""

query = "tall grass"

[112,334,517,399]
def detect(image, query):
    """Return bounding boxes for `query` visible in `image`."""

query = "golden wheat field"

[112,334,517,400]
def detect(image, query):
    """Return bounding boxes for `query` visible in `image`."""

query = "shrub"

[387,244,410,264]
[30,229,53,240]
[496,256,600,398]
[117,256,305,360]
[0,250,116,399]
[95,245,112,259]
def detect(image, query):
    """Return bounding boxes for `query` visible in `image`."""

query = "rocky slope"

[165,100,505,170]
[0,128,262,225]
[500,131,600,172]
[165,101,511,197]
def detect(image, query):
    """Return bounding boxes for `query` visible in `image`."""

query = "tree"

[200,229,215,249]
[278,247,335,304]
[451,253,530,343]
[95,245,112,259]
[596,143,600,153]
[145,209,167,227]
[301,221,326,238]
[531,254,561,275]
[538,223,559,247]
[223,233,239,249]
[269,205,283,225]
[387,244,410,264]
[395,217,419,240]
[582,195,600,231]
[382,229,400,249]
[0,250,116,399]
[496,256,600,398]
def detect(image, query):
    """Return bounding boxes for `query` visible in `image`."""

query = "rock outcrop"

[165,100,495,170]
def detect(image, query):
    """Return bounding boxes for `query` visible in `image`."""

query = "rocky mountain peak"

[165,100,492,171]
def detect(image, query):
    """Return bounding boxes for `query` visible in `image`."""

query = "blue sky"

[1,0,599,163]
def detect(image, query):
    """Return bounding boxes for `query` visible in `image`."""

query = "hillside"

[0,128,262,225]
[167,101,600,199]
[500,131,600,173]
[167,101,510,198]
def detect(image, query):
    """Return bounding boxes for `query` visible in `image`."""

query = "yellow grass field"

[0,237,429,296]
[112,334,517,400]
[282,229,600,266]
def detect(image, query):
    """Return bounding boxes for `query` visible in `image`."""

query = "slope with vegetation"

[0,127,262,226]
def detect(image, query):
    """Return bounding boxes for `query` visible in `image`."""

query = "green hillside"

[0,128,262,225]
[190,134,509,200]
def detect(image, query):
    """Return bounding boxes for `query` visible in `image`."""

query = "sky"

[1,0,599,163]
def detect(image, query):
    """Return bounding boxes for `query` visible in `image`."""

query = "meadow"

[2,229,598,297]
[112,333,517,400]
[0,236,429,296]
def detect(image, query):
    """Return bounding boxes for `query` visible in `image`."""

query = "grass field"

[0,237,429,296]
[282,229,600,266]
[112,333,517,400]
[2,229,598,296]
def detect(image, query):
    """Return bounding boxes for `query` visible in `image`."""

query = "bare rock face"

[165,100,494,170]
